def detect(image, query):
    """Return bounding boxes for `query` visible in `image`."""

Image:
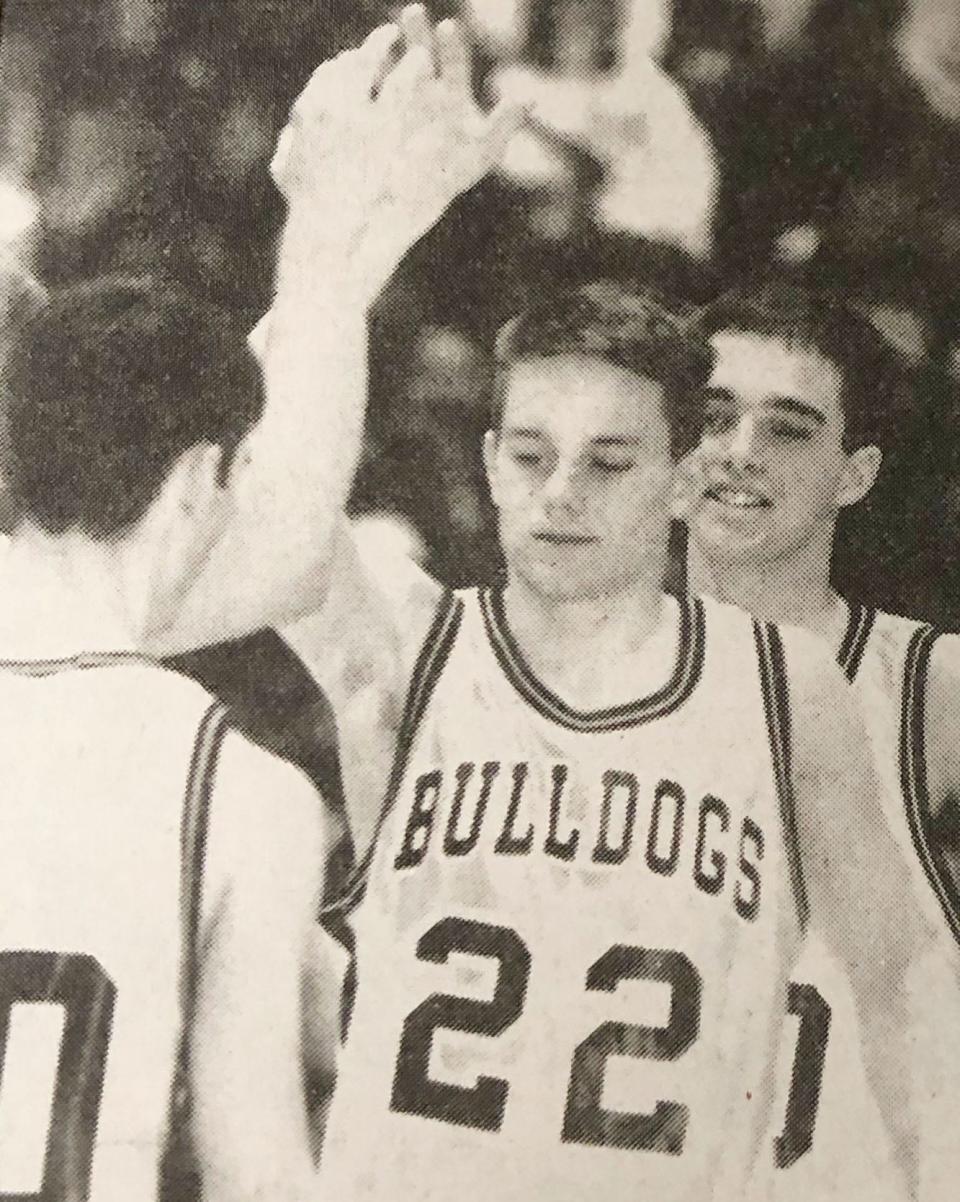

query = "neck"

[687,528,846,641]
[0,525,152,658]
[503,570,665,654]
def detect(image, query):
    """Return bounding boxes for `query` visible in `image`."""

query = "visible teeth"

[712,488,766,508]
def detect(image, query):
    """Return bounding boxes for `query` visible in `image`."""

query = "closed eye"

[770,422,815,441]
[591,458,634,473]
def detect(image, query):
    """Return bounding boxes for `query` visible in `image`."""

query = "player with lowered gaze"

[284,280,960,1202]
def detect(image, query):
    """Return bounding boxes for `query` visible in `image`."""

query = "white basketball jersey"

[320,589,807,1202]
[771,605,960,1202]
[0,652,226,1202]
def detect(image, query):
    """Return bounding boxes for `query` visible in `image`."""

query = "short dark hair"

[492,282,714,459]
[697,280,904,452]
[3,274,265,538]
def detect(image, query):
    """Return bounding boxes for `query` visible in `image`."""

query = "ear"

[167,442,225,521]
[837,443,882,509]
[482,428,500,505]
[146,442,226,554]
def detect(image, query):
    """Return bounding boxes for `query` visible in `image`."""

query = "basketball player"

[678,280,960,1199]
[0,10,519,1198]
[289,283,958,1202]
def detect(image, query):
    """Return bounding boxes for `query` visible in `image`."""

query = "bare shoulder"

[350,519,445,673]
[926,629,960,691]
[920,630,960,814]
[282,518,442,689]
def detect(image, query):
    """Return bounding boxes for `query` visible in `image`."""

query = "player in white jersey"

[288,282,959,1202]
[678,279,960,1199]
[0,278,328,1202]
[0,12,522,1195]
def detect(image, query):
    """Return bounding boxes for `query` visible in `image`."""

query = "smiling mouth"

[533,531,598,545]
[703,485,772,510]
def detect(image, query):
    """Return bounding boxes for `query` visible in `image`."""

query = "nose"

[542,460,585,514]
[717,414,762,473]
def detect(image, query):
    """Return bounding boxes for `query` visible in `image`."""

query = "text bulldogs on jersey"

[392,760,764,920]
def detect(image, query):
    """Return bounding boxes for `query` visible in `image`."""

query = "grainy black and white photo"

[1,1,959,1199]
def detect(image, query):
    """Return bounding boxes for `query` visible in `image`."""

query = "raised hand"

[492,55,717,257]
[271,6,523,298]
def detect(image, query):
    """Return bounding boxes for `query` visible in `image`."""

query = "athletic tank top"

[0,653,225,1202]
[320,589,806,1202]
[772,605,959,1202]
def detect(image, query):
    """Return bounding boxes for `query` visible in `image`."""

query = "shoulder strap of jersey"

[753,620,810,933]
[160,698,231,1201]
[321,587,464,920]
[900,625,960,947]
[837,603,877,682]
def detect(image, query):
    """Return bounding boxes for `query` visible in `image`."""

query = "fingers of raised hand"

[398,5,435,64]
[478,98,527,171]
[436,18,471,102]
[295,20,401,124]
[375,40,434,113]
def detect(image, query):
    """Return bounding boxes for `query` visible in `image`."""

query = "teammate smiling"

[680,278,960,1199]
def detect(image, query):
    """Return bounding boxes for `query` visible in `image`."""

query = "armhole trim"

[321,588,464,920]
[754,621,809,933]
[161,698,231,1194]
[901,626,960,948]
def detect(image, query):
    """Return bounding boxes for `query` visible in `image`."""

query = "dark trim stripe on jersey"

[754,621,810,933]
[321,589,464,920]
[0,649,152,675]
[479,587,706,732]
[160,699,231,1199]
[900,626,960,947]
[837,604,876,682]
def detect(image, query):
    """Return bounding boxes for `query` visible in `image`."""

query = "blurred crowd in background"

[5,0,960,620]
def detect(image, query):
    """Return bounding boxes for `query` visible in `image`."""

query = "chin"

[513,560,630,603]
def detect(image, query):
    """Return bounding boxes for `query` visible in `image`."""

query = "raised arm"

[786,626,960,1200]
[165,8,520,652]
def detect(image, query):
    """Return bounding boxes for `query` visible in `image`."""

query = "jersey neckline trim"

[479,587,706,732]
[837,603,876,682]
[0,649,152,676]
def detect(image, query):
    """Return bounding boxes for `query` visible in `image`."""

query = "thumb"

[479,100,528,171]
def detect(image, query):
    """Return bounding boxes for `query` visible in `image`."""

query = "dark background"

[3,0,960,620]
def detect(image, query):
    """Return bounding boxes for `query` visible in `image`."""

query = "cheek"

[611,468,672,534]
[780,452,845,514]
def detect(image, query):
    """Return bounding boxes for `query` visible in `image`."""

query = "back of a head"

[493,281,714,458]
[2,274,265,538]
[698,278,905,453]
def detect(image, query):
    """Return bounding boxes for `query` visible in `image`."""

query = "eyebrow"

[591,436,641,448]
[503,426,543,439]
[704,388,826,425]
[766,397,827,424]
